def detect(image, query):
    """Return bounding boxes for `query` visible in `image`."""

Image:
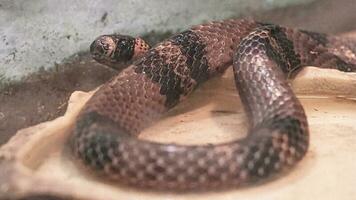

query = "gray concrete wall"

[0,0,314,85]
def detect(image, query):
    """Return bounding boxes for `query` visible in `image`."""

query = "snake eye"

[112,36,135,62]
[118,39,128,50]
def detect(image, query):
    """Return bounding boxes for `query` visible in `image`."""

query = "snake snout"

[90,34,137,70]
[90,35,116,61]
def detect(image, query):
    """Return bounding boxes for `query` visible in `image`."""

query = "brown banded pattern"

[71,19,356,190]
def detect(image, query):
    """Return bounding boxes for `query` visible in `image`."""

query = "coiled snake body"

[70,19,356,190]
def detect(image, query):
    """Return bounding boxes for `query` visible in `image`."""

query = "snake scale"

[70,19,356,190]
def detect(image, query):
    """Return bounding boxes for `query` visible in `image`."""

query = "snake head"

[90,34,136,70]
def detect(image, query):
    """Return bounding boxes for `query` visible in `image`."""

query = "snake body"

[71,19,356,190]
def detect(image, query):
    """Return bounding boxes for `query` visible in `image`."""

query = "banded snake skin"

[70,19,356,190]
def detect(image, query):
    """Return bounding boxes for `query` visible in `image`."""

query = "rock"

[1,67,356,200]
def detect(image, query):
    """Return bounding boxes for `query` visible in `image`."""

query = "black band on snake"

[70,19,356,190]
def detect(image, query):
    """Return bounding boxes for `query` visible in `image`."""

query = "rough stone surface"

[0,0,315,85]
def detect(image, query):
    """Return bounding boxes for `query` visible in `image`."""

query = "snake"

[70,19,356,190]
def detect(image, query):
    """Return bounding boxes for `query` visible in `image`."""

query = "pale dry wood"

[0,65,356,199]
